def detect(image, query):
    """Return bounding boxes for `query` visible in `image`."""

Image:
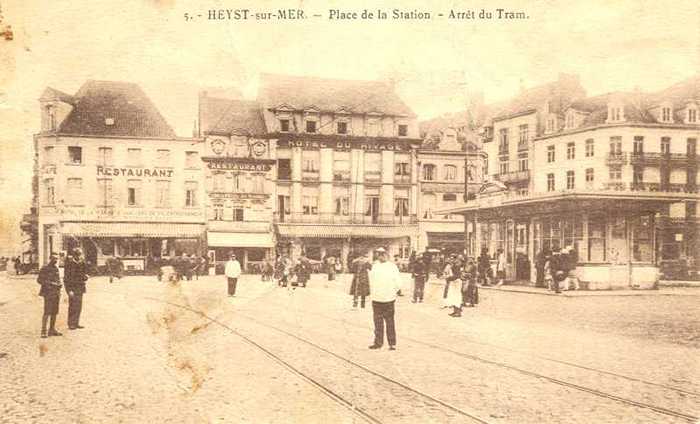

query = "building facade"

[34,81,206,271]
[445,74,700,288]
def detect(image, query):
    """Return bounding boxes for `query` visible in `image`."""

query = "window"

[302,196,318,215]
[661,107,672,122]
[337,121,348,135]
[609,107,622,122]
[156,180,170,207]
[44,178,55,205]
[518,124,528,148]
[631,215,653,262]
[305,120,317,133]
[367,120,378,137]
[689,109,698,123]
[43,146,55,166]
[633,167,644,184]
[185,181,197,207]
[303,158,317,172]
[213,173,226,191]
[518,157,528,172]
[633,136,644,154]
[498,128,509,154]
[66,178,83,205]
[394,162,410,176]
[335,197,349,215]
[661,137,671,155]
[566,142,575,160]
[609,136,622,154]
[68,146,82,165]
[566,170,575,190]
[333,151,350,181]
[127,180,141,206]
[46,105,56,130]
[585,168,594,183]
[127,148,142,166]
[547,173,555,192]
[185,151,199,168]
[588,215,606,262]
[585,139,594,157]
[253,174,265,193]
[688,138,698,157]
[394,197,409,216]
[97,179,114,206]
[302,150,319,173]
[232,208,244,222]
[423,164,435,180]
[547,145,555,163]
[609,166,622,180]
[398,124,408,137]
[566,113,574,129]
[279,119,290,132]
[443,193,457,202]
[444,165,457,181]
[213,205,224,221]
[98,147,113,166]
[156,149,170,167]
[499,160,509,174]
[277,159,292,180]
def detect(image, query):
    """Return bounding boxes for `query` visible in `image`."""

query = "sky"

[0,0,699,255]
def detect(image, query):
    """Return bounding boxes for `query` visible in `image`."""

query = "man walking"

[38,253,63,338]
[225,253,241,297]
[368,247,402,351]
[411,253,427,303]
[349,252,371,308]
[64,248,89,330]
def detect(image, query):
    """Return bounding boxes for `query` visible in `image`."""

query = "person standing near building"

[495,248,507,287]
[368,247,402,350]
[38,253,63,338]
[225,253,241,297]
[106,256,123,284]
[349,252,371,308]
[411,253,427,303]
[64,248,89,330]
[550,248,563,294]
[326,255,336,281]
[295,254,311,288]
[477,248,492,286]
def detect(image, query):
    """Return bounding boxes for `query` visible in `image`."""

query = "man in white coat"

[368,247,402,351]
[225,253,242,297]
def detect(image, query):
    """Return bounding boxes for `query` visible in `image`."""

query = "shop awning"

[276,224,418,239]
[207,231,274,248]
[61,222,204,238]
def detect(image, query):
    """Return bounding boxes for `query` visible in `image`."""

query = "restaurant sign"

[278,139,411,151]
[202,157,274,172]
[97,166,174,178]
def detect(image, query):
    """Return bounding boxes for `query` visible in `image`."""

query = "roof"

[258,73,416,117]
[199,95,267,136]
[491,74,586,120]
[40,87,75,104]
[56,80,176,138]
[651,74,700,108]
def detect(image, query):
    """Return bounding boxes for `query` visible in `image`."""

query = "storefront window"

[609,216,627,263]
[588,215,606,262]
[631,215,653,262]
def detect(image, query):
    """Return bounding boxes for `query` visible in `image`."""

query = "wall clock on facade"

[251,141,266,157]
[211,139,226,155]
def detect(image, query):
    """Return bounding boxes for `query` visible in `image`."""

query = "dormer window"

[565,112,575,129]
[398,124,408,137]
[337,121,348,135]
[688,108,698,124]
[305,120,317,133]
[546,117,555,133]
[661,107,672,123]
[279,119,290,132]
[609,106,622,122]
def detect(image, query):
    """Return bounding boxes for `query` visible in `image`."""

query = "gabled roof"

[40,87,75,104]
[258,73,416,117]
[491,74,586,120]
[57,80,176,138]
[199,95,267,136]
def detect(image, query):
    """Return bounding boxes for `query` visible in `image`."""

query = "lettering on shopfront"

[55,206,203,221]
[206,162,272,172]
[96,166,174,178]
[278,140,410,151]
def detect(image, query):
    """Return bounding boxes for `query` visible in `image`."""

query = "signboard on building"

[277,139,412,151]
[202,157,274,172]
[49,206,204,222]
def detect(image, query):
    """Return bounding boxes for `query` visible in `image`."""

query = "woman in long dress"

[349,253,371,308]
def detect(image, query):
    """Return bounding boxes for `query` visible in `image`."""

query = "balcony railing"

[274,212,417,225]
[364,170,382,182]
[494,169,530,183]
[627,152,698,166]
[629,182,661,192]
[394,174,411,184]
[302,171,320,182]
[332,171,350,182]
[606,152,628,165]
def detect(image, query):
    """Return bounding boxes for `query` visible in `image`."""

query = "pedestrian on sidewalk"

[225,253,241,297]
[550,248,563,294]
[446,258,464,316]
[411,253,427,303]
[326,255,336,281]
[295,254,311,288]
[495,248,507,287]
[477,248,492,286]
[349,252,371,308]
[368,247,402,350]
[64,248,89,330]
[106,256,123,284]
[38,253,63,338]
[462,258,478,308]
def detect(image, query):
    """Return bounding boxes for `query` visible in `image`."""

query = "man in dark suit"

[38,253,63,338]
[64,248,89,329]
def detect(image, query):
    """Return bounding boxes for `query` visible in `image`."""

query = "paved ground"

[1,271,699,423]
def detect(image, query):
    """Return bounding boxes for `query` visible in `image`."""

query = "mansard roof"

[199,95,267,136]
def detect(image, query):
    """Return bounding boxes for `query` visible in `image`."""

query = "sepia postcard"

[0,1,699,423]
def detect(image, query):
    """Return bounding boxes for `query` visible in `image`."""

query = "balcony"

[606,152,628,166]
[517,141,529,152]
[494,169,530,184]
[364,170,382,183]
[274,212,417,225]
[629,152,698,166]
[629,182,698,193]
[629,182,661,192]
[394,174,411,184]
[302,171,319,182]
[332,171,350,183]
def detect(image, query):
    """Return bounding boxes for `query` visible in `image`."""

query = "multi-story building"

[33,81,206,271]
[198,93,276,271]
[257,74,423,266]
[445,74,700,288]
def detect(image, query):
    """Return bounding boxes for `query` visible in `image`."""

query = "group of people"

[37,248,89,338]
[536,246,579,293]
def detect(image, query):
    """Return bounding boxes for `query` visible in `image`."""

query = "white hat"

[375,247,387,253]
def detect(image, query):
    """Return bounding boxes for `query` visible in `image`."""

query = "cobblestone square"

[1,272,698,423]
